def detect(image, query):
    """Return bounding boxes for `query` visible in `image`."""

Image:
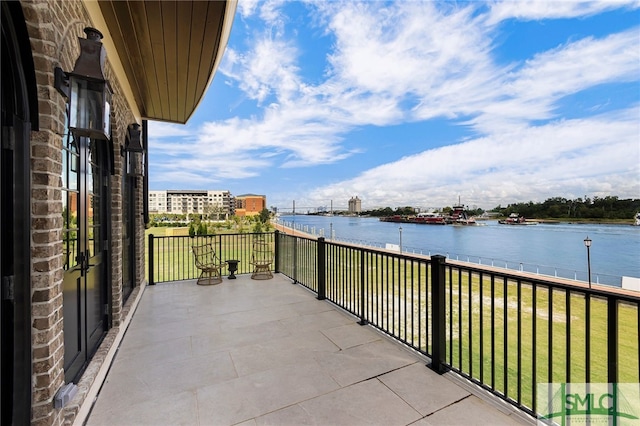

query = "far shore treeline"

[356,196,640,221]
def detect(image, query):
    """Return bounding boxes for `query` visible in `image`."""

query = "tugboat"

[446,204,477,225]
[498,213,538,225]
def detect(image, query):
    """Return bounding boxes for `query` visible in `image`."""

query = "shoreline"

[272,221,317,239]
[272,220,638,297]
[280,214,637,226]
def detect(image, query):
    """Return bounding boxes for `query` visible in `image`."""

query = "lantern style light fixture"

[55,27,113,140]
[124,123,145,177]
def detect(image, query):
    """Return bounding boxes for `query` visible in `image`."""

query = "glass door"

[62,129,108,383]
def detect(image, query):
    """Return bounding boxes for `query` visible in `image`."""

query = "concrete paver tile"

[315,339,416,387]
[419,395,522,426]
[196,359,339,425]
[279,309,355,333]
[230,330,339,377]
[87,389,198,426]
[379,362,470,416]
[263,379,422,426]
[191,319,290,356]
[321,322,382,350]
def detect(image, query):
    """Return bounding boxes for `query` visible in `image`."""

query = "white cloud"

[303,108,640,209]
[148,121,193,139]
[486,0,640,26]
[237,0,260,19]
[149,0,639,208]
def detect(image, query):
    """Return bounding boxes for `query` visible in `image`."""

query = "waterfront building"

[149,189,233,217]
[235,194,267,216]
[0,1,235,424]
[348,196,362,213]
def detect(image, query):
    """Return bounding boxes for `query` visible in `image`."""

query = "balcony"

[85,231,638,424]
[86,274,528,425]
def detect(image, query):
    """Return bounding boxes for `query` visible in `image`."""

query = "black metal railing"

[274,232,640,418]
[147,232,275,285]
[147,230,640,418]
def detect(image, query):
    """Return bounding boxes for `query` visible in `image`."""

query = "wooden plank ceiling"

[98,0,234,124]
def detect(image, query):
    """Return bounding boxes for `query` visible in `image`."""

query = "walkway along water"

[275,216,640,287]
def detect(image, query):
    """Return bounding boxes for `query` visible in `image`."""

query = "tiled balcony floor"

[86,274,532,425]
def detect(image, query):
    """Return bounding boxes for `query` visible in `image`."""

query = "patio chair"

[250,234,273,280]
[191,243,225,285]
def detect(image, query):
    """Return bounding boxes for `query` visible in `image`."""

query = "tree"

[197,222,207,235]
[205,204,226,221]
[188,223,195,237]
[258,208,271,224]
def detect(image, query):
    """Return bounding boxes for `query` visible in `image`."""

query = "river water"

[276,215,640,287]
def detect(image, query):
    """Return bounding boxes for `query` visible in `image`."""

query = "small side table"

[226,260,240,279]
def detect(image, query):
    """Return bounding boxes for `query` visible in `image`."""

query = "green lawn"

[145,228,275,282]
[317,247,639,413]
[444,271,638,411]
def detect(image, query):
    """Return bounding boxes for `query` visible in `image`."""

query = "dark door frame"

[62,134,110,384]
[121,165,135,302]
[1,2,38,424]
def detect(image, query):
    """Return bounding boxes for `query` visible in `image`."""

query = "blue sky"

[148,0,640,212]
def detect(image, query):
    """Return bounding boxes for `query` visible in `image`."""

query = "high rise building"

[348,196,362,213]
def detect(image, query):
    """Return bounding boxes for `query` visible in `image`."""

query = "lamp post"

[399,226,403,253]
[584,236,592,289]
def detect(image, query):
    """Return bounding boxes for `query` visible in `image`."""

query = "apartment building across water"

[149,190,233,217]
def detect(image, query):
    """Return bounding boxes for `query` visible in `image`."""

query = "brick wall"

[20,1,143,424]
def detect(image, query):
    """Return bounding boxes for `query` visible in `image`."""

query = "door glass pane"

[61,125,80,269]
[88,193,101,258]
[62,193,79,269]
[87,192,94,258]
[87,139,101,259]
[62,129,79,190]
[61,142,68,186]
[68,137,79,191]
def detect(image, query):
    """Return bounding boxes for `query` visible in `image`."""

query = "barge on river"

[379,205,480,226]
[379,212,446,225]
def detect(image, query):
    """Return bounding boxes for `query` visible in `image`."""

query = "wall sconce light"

[124,123,145,177]
[55,27,112,140]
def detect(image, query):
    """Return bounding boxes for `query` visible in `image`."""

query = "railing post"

[607,296,618,384]
[317,237,326,300]
[429,255,446,374]
[148,233,155,285]
[359,250,367,325]
[274,230,280,273]
[293,235,298,284]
